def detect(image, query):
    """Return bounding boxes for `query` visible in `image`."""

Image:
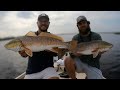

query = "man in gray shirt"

[64,16,105,79]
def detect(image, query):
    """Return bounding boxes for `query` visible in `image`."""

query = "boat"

[15,62,86,79]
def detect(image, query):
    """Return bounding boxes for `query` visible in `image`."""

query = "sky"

[0,11,120,38]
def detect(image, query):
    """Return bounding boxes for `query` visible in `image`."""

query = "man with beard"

[19,13,59,79]
[63,16,105,79]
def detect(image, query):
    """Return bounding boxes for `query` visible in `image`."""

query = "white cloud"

[0,11,120,38]
[0,11,37,38]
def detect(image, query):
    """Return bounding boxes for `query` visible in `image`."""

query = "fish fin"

[92,50,99,58]
[23,47,33,57]
[39,32,64,41]
[48,47,59,53]
[66,40,78,52]
[25,31,36,36]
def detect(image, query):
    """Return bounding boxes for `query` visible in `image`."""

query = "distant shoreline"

[57,32,120,35]
[0,37,15,41]
[113,32,120,35]
[0,32,120,41]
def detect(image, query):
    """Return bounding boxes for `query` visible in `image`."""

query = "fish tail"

[65,40,78,52]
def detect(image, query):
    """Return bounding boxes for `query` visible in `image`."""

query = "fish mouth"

[4,44,9,49]
[4,42,12,49]
[4,45,11,50]
[110,44,113,48]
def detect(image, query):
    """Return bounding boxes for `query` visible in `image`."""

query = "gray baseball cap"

[38,13,49,21]
[77,16,88,23]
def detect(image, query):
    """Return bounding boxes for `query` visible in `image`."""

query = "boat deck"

[15,62,86,79]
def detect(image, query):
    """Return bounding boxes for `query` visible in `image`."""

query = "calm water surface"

[0,33,120,79]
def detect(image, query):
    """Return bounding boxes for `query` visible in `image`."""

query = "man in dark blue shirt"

[19,13,59,79]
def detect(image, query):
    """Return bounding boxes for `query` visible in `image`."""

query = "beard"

[38,25,49,32]
[79,26,91,35]
[40,29,47,32]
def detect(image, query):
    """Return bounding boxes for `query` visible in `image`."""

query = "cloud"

[17,11,34,19]
[0,11,37,38]
[0,11,120,38]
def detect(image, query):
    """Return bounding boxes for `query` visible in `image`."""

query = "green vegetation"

[0,37,15,41]
[114,32,120,35]
[0,35,24,41]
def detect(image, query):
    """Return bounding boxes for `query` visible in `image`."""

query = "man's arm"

[70,35,83,57]
[94,33,106,55]
[18,32,34,58]
[94,33,105,56]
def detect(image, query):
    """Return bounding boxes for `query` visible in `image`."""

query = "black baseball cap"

[38,13,49,21]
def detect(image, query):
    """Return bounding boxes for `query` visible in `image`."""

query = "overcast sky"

[0,11,120,38]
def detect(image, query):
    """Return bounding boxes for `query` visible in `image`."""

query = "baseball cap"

[38,13,49,21]
[77,16,88,23]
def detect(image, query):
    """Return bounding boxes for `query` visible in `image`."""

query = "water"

[0,40,28,79]
[0,33,120,79]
